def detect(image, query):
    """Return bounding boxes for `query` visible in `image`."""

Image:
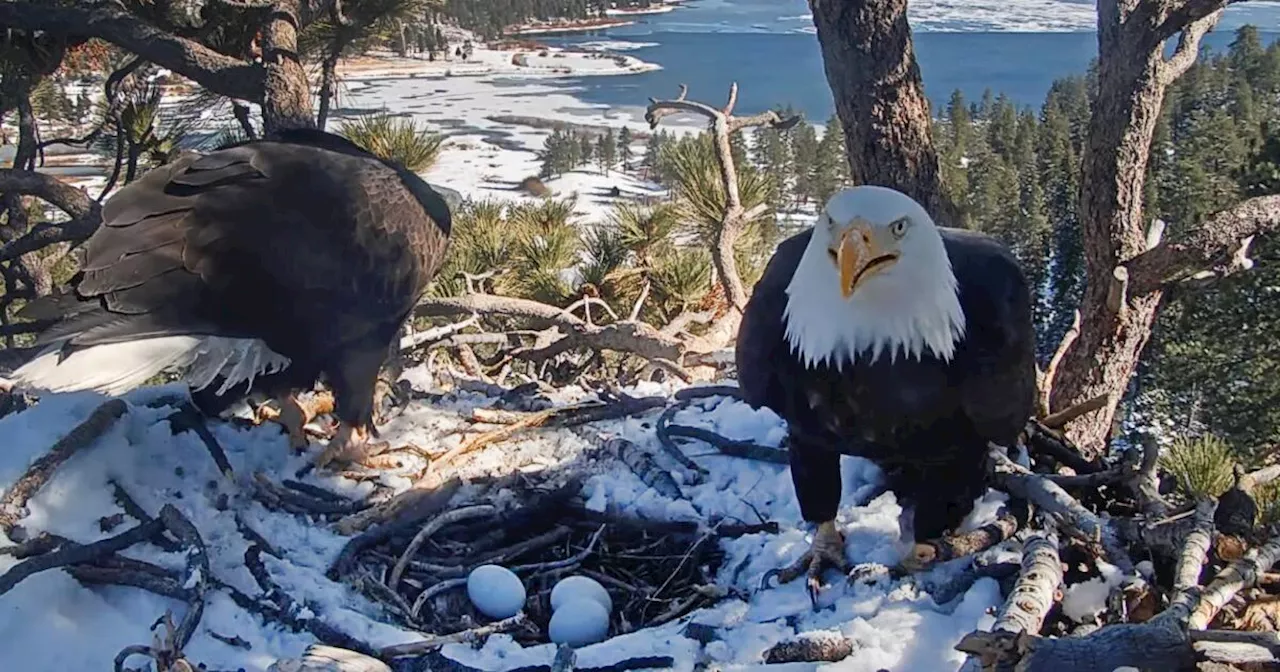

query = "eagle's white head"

[782,185,966,369]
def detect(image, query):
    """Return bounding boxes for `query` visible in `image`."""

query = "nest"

[348,484,728,645]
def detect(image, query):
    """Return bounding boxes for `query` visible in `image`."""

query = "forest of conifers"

[641,26,1280,459]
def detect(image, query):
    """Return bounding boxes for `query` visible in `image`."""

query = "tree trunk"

[1048,0,1226,457]
[259,0,317,133]
[806,0,958,226]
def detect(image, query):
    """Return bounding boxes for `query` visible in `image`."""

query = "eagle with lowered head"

[11,127,452,470]
[736,185,1035,596]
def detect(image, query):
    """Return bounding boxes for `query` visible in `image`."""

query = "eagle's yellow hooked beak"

[835,220,901,299]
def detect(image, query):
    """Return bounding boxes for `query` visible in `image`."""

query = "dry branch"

[415,294,688,368]
[0,3,266,102]
[988,445,1134,574]
[1127,195,1280,294]
[0,169,102,260]
[913,513,1021,570]
[762,632,855,664]
[1189,534,1280,629]
[380,613,533,658]
[644,83,797,315]
[0,399,129,533]
[388,504,496,591]
[0,519,163,596]
[1041,394,1109,430]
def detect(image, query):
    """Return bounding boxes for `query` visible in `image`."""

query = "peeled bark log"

[806,0,957,226]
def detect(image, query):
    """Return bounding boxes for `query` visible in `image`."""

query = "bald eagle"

[10,128,452,470]
[737,185,1035,593]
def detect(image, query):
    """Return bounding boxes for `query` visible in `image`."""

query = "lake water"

[538,0,1280,119]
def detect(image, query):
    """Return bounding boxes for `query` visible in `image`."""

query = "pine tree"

[729,129,749,170]
[578,132,594,169]
[539,128,575,178]
[790,122,820,205]
[643,129,668,177]
[812,114,847,204]
[618,126,634,170]
[597,129,618,174]
[753,112,794,205]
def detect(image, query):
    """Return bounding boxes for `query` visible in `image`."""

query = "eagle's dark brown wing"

[27,134,451,362]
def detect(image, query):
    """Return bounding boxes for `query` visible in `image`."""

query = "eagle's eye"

[889,217,910,239]
[827,248,838,263]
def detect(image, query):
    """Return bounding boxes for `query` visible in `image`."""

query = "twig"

[1040,394,1108,430]
[156,504,209,650]
[330,477,465,565]
[431,396,666,473]
[988,444,1134,574]
[401,314,480,352]
[388,504,497,591]
[0,399,130,533]
[109,480,183,553]
[653,399,714,479]
[244,544,379,656]
[1039,309,1080,417]
[163,402,234,478]
[380,613,532,658]
[0,519,164,596]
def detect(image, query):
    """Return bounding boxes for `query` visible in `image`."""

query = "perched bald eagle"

[737,186,1035,592]
[11,128,452,469]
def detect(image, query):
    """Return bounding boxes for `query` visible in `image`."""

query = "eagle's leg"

[763,435,850,605]
[313,342,393,470]
[898,467,987,572]
[262,391,335,451]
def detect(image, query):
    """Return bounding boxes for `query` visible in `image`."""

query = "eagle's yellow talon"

[769,520,849,606]
[314,423,386,470]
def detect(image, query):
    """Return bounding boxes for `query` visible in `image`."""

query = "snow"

[1,371,1008,671]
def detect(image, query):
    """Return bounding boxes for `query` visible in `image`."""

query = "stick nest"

[349,491,727,644]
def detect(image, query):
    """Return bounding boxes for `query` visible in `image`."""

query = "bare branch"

[1039,309,1081,416]
[0,169,103,261]
[1159,10,1223,84]
[1127,195,1280,295]
[414,294,687,368]
[0,3,265,102]
[1041,393,1109,430]
[644,83,796,315]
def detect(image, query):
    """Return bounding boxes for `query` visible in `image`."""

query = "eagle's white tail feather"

[11,335,292,398]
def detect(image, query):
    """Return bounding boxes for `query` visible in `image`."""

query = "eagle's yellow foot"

[900,542,941,573]
[761,520,850,606]
[313,423,391,470]
[262,392,336,451]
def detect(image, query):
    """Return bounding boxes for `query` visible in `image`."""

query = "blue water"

[539,0,1280,119]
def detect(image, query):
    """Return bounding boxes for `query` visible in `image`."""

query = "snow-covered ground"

[1,44,1002,672]
[0,373,1009,671]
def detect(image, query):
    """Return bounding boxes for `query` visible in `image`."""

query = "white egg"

[466,564,526,619]
[550,575,613,613]
[548,597,610,647]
